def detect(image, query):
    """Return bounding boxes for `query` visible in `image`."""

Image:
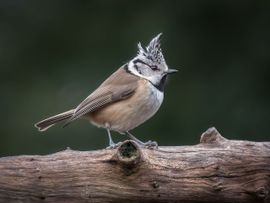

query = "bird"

[35,33,178,148]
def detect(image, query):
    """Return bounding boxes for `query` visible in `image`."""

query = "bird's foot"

[106,142,123,149]
[140,140,158,149]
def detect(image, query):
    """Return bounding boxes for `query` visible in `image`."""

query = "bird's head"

[128,33,177,90]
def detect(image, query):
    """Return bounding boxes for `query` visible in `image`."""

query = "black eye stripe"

[151,65,158,70]
[133,59,159,71]
[133,59,149,67]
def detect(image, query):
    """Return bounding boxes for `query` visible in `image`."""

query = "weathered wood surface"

[0,127,269,203]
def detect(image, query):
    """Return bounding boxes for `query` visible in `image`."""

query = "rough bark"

[0,127,269,203]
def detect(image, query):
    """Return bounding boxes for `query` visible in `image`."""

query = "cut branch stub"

[113,140,142,175]
[200,127,228,145]
[256,186,269,201]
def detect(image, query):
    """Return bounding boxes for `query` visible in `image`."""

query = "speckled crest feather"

[137,33,165,64]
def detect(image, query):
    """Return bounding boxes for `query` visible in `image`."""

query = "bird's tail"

[35,109,75,132]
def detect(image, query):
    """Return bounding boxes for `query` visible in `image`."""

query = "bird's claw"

[142,140,158,149]
[106,142,123,149]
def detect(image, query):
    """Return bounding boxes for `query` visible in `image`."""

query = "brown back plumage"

[63,64,140,126]
[35,65,140,131]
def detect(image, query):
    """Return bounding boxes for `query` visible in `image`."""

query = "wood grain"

[0,127,269,203]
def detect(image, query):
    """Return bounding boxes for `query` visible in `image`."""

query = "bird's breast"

[88,79,164,132]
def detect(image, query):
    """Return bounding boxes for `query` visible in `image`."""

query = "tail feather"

[35,109,74,131]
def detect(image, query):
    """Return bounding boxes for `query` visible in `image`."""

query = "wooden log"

[0,127,269,203]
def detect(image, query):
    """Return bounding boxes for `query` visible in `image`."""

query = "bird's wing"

[64,65,139,126]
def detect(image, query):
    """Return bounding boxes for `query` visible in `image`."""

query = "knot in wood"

[256,186,269,200]
[116,140,141,168]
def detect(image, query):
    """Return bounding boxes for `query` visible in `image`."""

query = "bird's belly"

[88,83,163,132]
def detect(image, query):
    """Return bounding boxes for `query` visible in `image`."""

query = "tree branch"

[0,127,269,203]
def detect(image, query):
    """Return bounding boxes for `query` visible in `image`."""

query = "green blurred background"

[0,0,269,156]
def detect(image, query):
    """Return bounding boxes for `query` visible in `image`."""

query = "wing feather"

[63,65,139,126]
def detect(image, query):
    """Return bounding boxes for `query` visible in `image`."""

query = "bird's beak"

[165,69,178,75]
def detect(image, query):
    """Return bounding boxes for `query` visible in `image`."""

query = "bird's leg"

[126,131,158,148]
[107,128,115,146]
[106,129,122,149]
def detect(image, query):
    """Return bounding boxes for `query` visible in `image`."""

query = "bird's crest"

[137,33,164,64]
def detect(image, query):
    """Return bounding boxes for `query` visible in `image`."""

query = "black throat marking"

[123,64,166,92]
[150,75,167,92]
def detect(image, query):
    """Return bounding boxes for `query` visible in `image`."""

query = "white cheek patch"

[128,61,165,87]
[145,75,163,85]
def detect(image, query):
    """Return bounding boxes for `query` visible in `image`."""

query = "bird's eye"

[151,65,158,71]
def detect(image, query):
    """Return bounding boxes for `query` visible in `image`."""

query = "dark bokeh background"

[0,1,269,156]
